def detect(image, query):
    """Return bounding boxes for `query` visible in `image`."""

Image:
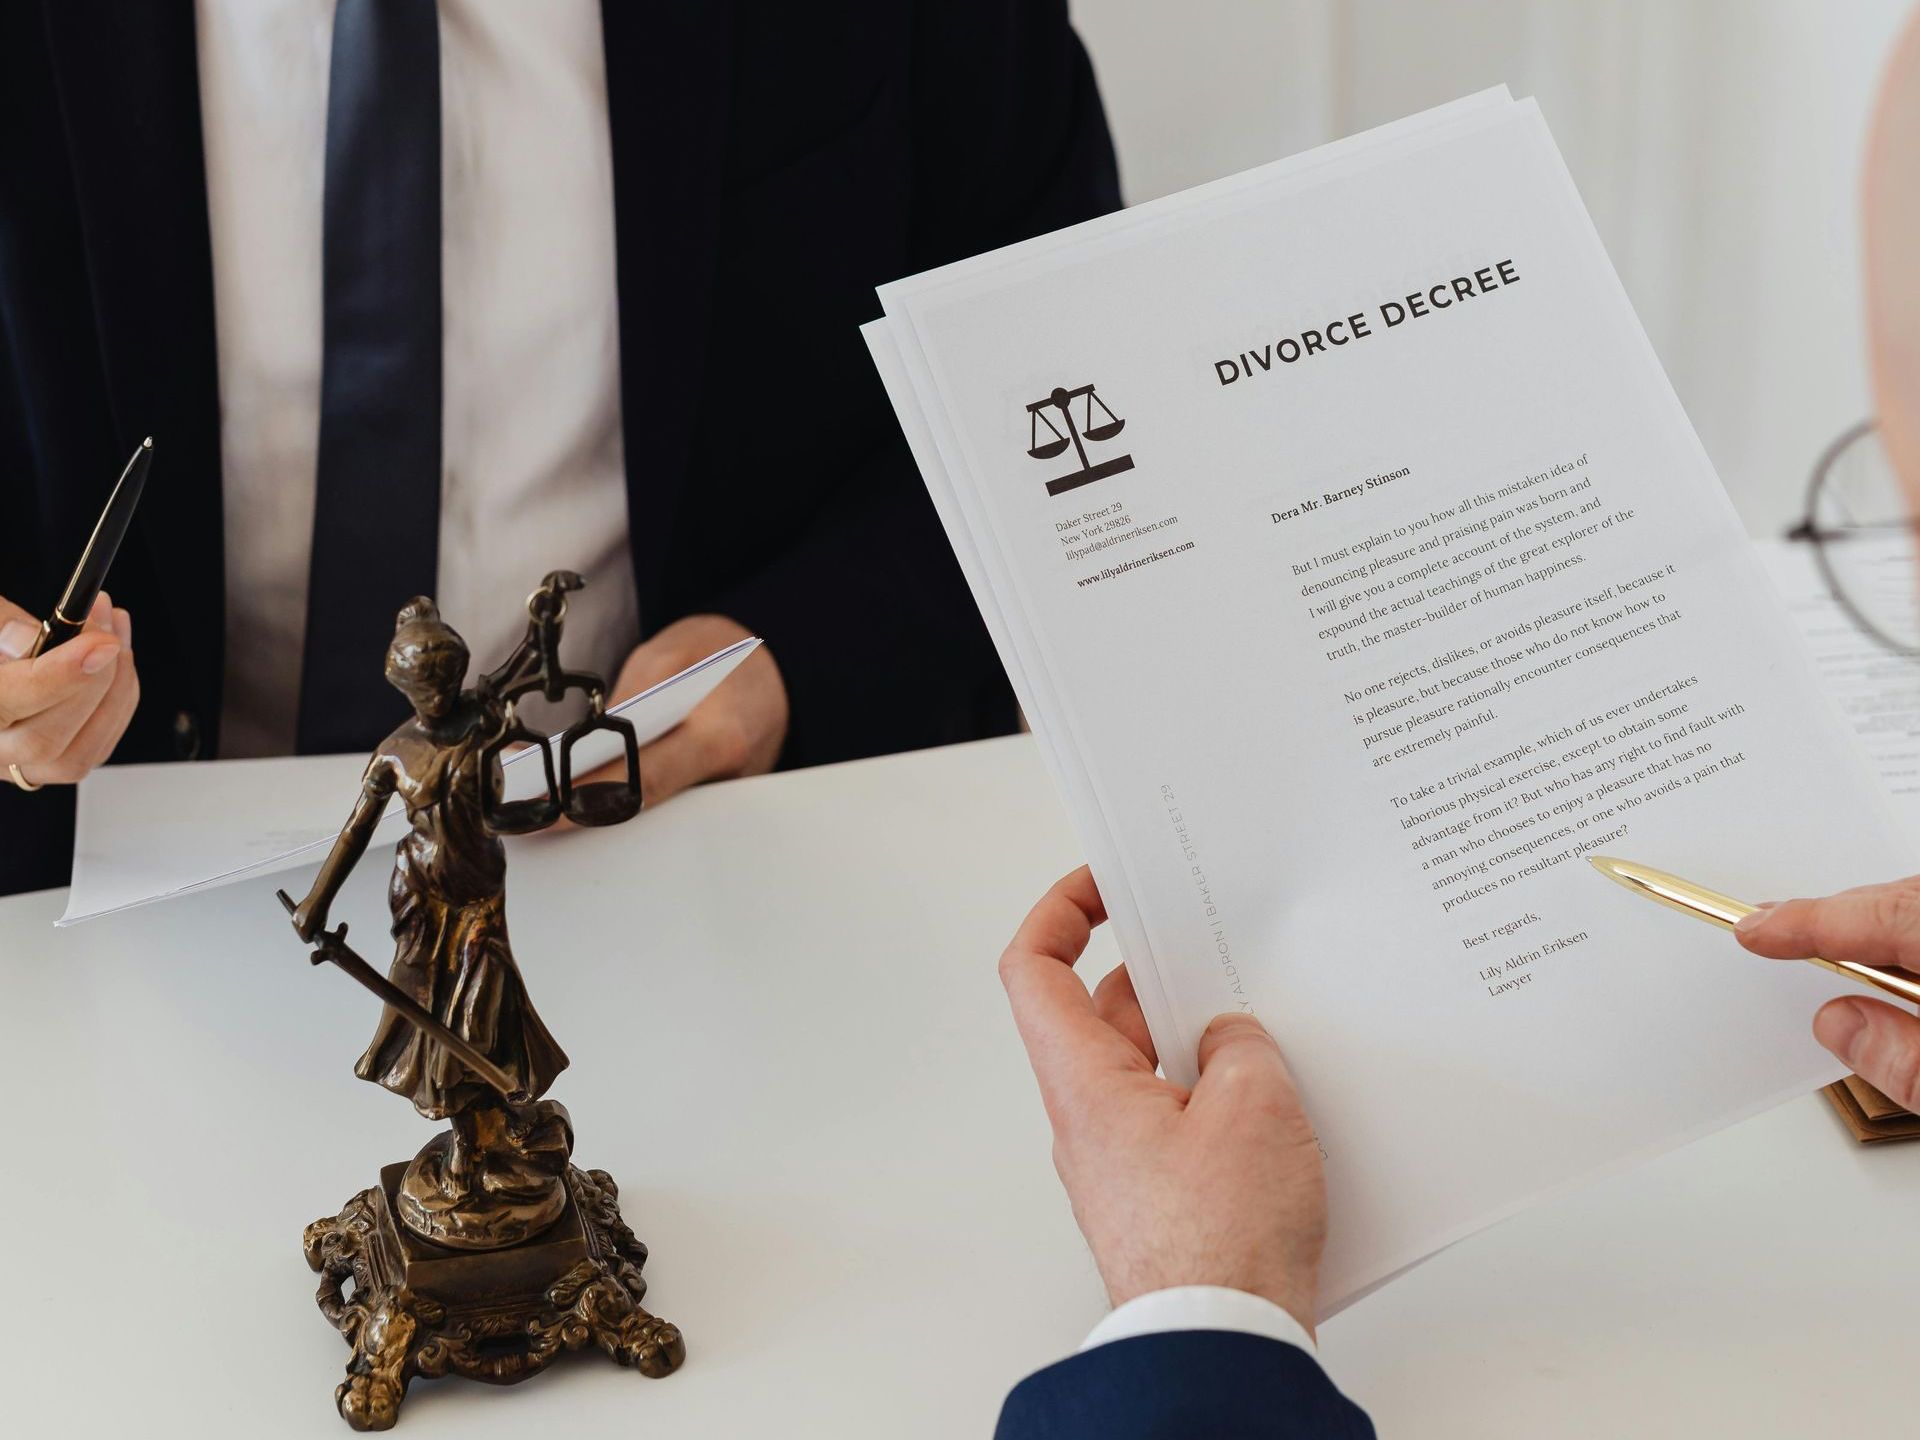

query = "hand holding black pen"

[0,438,151,792]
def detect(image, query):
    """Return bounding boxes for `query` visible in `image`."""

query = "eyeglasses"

[1785,420,1920,655]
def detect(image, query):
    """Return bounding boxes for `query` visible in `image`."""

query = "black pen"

[29,437,153,658]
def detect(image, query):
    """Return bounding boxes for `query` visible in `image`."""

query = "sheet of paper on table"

[865,90,1915,1312]
[1753,537,1920,847]
[58,637,760,925]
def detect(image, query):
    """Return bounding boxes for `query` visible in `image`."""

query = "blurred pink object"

[1867,6,1920,503]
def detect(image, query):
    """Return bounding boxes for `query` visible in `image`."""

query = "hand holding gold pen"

[1590,855,1920,1006]
[0,439,151,793]
[1594,855,1920,1116]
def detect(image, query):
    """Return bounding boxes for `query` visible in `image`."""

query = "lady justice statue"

[288,571,684,1430]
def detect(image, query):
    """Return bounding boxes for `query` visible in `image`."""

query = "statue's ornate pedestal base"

[304,1161,685,1431]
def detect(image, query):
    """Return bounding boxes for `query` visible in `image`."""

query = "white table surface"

[2,734,1916,1437]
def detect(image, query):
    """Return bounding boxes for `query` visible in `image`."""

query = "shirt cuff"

[1080,1286,1318,1356]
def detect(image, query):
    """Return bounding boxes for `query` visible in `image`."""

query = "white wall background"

[1072,0,1916,536]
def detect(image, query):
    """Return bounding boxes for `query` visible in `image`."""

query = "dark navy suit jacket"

[0,0,1121,893]
[996,1331,1376,1440]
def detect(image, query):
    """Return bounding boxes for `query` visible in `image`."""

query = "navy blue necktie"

[297,0,443,754]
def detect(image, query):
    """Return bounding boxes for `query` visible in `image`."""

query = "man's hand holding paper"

[870,92,1914,1312]
[999,865,1327,1331]
[591,614,788,809]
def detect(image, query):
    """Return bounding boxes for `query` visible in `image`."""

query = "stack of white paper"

[866,92,1914,1309]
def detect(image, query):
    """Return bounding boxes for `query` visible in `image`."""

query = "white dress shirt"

[1082,1285,1319,1358]
[195,0,638,757]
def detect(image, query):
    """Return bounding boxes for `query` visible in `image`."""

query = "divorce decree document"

[873,98,1914,1308]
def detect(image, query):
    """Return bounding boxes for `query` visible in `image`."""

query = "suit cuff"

[1081,1287,1316,1356]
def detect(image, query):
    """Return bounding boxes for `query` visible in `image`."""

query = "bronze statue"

[290,572,683,1430]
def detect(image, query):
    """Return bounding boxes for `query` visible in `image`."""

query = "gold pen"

[1589,855,1920,1006]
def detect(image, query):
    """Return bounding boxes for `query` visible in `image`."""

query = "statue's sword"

[276,890,530,1104]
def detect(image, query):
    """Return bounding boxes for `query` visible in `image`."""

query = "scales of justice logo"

[1026,383,1134,496]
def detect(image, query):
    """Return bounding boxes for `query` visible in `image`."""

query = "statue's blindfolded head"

[386,598,471,716]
